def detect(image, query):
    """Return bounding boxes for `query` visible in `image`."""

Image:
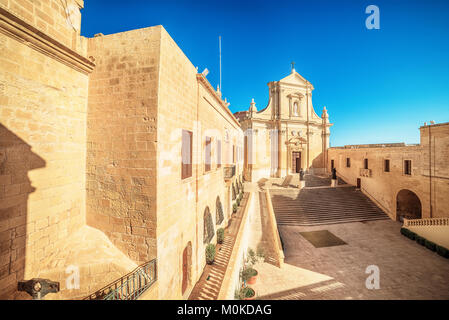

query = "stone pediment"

[279,71,314,90]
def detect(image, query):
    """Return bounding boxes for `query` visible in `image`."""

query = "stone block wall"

[420,123,449,218]
[327,145,429,220]
[156,27,243,299]
[0,20,89,298]
[86,27,161,265]
[0,0,87,53]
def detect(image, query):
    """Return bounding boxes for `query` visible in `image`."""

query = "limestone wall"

[328,123,449,220]
[86,27,161,266]
[328,145,430,220]
[419,123,449,218]
[0,8,89,298]
[156,27,243,299]
[0,0,88,54]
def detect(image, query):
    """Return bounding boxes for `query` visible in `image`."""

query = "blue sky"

[81,0,449,146]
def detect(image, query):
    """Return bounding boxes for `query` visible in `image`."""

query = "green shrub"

[205,244,216,264]
[424,240,437,251]
[247,248,257,265]
[239,287,255,300]
[217,228,224,244]
[236,197,241,206]
[233,203,237,213]
[436,245,449,258]
[416,235,425,246]
[401,228,417,241]
[241,267,258,282]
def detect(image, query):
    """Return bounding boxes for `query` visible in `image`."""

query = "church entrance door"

[292,152,301,173]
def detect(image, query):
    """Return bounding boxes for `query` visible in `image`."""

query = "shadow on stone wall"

[0,124,46,299]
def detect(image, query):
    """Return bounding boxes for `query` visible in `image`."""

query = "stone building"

[236,68,332,182]
[328,122,449,220]
[0,0,242,300]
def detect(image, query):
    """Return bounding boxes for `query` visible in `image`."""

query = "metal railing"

[84,259,157,300]
[223,165,236,180]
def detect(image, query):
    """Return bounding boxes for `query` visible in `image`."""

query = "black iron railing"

[224,165,236,180]
[84,259,157,300]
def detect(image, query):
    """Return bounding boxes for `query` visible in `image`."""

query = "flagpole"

[219,35,222,92]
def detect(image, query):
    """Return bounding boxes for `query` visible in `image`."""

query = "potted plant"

[239,287,255,300]
[217,228,224,244]
[242,266,258,285]
[233,203,237,213]
[236,197,241,207]
[205,244,216,265]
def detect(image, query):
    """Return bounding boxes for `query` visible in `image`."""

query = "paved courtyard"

[257,219,449,299]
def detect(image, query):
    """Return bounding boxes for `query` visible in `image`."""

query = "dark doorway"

[331,159,334,170]
[396,189,422,222]
[356,178,361,189]
[292,152,301,173]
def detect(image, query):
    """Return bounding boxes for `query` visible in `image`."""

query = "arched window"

[216,197,224,225]
[203,207,214,243]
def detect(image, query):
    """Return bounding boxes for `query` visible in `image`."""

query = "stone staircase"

[270,186,389,226]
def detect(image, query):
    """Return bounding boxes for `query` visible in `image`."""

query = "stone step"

[270,179,388,226]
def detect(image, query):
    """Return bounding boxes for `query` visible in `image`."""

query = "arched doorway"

[182,241,192,295]
[396,189,422,222]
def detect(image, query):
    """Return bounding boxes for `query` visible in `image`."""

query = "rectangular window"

[364,158,369,169]
[205,136,211,172]
[384,159,390,172]
[217,140,221,168]
[404,160,411,175]
[346,158,350,168]
[181,130,192,179]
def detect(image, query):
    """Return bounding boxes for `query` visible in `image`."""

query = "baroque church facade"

[235,68,332,182]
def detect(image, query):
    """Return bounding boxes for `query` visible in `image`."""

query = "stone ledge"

[0,6,95,75]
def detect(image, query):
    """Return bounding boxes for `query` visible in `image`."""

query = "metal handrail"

[84,259,157,300]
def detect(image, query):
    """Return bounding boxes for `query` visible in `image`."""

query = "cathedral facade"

[235,69,332,182]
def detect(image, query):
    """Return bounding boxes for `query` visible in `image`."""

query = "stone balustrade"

[403,217,449,227]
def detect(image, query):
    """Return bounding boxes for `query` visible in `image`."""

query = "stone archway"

[182,241,192,295]
[396,189,422,221]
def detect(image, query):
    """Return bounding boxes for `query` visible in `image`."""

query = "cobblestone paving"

[273,220,449,299]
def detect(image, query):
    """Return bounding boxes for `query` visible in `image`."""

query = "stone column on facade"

[322,106,330,174]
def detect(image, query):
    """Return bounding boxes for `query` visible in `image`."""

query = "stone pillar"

[321,106,330,174]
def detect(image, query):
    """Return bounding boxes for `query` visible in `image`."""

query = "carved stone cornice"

[0,7,95,75]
